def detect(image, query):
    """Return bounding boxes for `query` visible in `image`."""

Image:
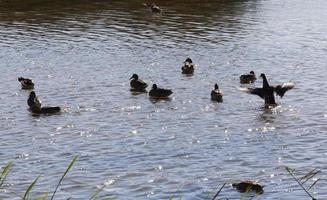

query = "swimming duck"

[181,58,194,75]
[149,84,173,98]
[130,74,148,91]
[150,3,161,13]
[211,83,223,102]
[232,180,264,194]
[27,91,60,114]
[240,73,294,108]
[240,71,256,84]
[18,77,34,89]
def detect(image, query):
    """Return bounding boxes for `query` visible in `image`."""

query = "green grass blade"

[90,184,106,200]
[0,161,13,187]
[50,156,78,200]
[23,176,40,200]
[34,193,48,200]
[211,182,226,200]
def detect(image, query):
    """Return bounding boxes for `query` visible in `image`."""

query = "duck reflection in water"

[259,108,277,123]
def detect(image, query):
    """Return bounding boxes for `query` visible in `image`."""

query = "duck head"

[260,73,266,79]
[29,91,36,99]
[250,71,255,75]
[18,77,24,82]
[130,74,138,80]
[152,84,158,89]
[184,58,193,64]
[214,83,219,90]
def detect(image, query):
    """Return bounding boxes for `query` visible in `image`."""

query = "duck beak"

[129,76,133,80]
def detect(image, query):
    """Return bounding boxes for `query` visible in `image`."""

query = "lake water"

[1,0,327,199]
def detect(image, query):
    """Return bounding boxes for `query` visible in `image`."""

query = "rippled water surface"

[1,0,327,199]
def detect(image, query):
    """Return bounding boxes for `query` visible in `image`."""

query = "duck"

[149,84,173,98]
[240,71,256,84]
[232,180,264,194]
[211,83,223,102]
[143,3,162,13]
[18,77,34,89]
[130,74,148,92]
[27,91,60,114]
[150,3,161,13]
[181,58,195,75]
[240,73,294,108]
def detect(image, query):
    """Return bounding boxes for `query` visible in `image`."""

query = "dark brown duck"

[232,180,264,194]
[27,91,60,114]
[149,84,173,98]
[18,77,34,90]
[240,71,256,84]
[181,58,194,75]
[130,74,148,92]
[240,73,294,108]
[211,83,223,102]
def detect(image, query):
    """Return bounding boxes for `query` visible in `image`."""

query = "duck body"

[240,71,256,84]
[232,181,263,194]
[240,73,294,107]
[211,84,223,102]
[29,106,61,114]
[181,58,194,75]
[27,91,41,108]
[18,77,34,89]
[27,91,60,115]
[130,74,148,92]
[149,84,172,98]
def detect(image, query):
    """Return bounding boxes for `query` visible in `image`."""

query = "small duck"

[240,71,256,84]
[240,73,294,108]
[130,74,148,92]
[18,77,34,89]
[149,84,173,98]
[150,3,161,13]
[181,58,194,75]
[211,83,223,102]
[232,180,264,194]
[27,91,60,114]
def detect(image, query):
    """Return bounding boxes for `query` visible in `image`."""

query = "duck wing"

[131,79,148,90]
[158,88,173,96]
[274,81,295,98]
[138,79,148,87]
[150,88,173,97]
[240,87,264,99]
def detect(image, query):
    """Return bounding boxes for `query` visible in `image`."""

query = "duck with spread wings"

[240,73,294,108]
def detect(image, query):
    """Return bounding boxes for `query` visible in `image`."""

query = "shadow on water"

[130,89,148,95]
[257,105,287,124]
[259,109,276,123]
[149,96,172,104]
[0,0,260,43]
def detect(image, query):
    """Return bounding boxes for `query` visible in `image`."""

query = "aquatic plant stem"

[0,161,13,187]
[23,176,40,200]
[211,182,226,200]
[50,156,78,200]
[285,167,316,200]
